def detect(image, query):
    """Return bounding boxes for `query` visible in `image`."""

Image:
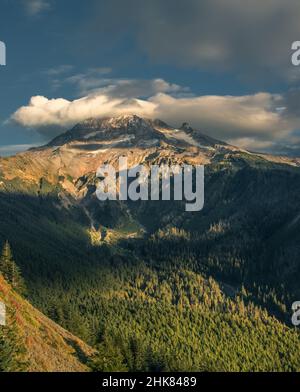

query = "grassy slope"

[0,275,94,372]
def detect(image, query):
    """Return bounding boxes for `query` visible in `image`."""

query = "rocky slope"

[0,115,247,185]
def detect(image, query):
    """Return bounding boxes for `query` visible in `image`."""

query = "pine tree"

[90,341,128,372]
[0,242,26,295]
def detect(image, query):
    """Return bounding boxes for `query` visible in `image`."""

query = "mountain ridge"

[46,115,226,149]
[3,114,300,174]
[2,114,300,193]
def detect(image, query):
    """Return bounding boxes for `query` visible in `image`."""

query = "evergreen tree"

[90,340,128,372]
[0,242,26,295]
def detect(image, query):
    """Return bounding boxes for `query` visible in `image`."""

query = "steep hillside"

[0,275,94,372]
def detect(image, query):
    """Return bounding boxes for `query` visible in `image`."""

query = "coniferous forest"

[1,153,300,372]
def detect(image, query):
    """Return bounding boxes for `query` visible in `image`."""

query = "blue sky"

[1,0,300,155]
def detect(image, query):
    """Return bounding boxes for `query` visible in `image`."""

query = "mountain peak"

[44,113,228,153]
[47,114,163,148]
[100,114,154,133]
[75,114,149,130]
[180,122,193,132]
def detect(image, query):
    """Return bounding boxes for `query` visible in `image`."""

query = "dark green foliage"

[90,337,128,372]
[0,242,26,295]
[84,264,300,372]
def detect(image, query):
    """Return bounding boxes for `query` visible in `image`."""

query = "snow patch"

[163,129,200,147]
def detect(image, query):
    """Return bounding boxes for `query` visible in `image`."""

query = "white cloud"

[11,94,156,128]
[24,0,51,16]
[152,93,289,140]
[11,82,300,153]
[64,68,184,97]
[226,138,276,152]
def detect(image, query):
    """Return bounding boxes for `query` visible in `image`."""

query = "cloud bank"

[23,0,51,16]
[12,94,156,128]
[11,77,300,154]
[89,0,300,82]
